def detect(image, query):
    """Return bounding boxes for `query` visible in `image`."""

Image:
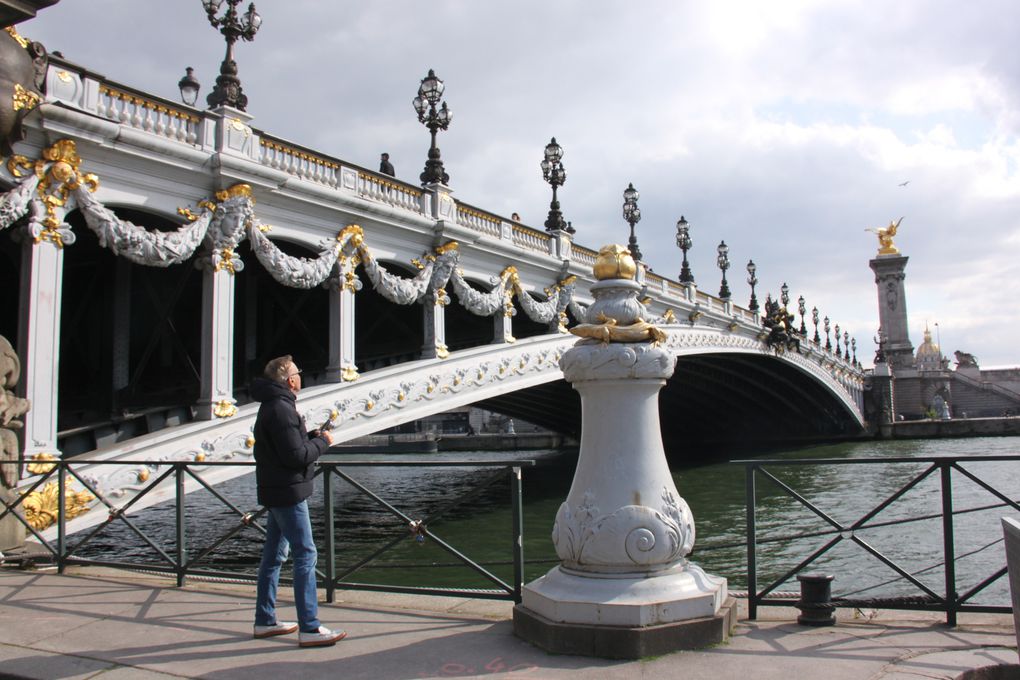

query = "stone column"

[870,254,913,371]
[421,287,449,359]
[17,234,63,458]
[325,271,358,382]
[513,245,734,659]
[196,262,236,420]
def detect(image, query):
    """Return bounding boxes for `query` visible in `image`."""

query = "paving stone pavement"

[0,567,1017,680]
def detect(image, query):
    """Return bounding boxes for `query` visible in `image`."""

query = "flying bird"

[898,180,910,187]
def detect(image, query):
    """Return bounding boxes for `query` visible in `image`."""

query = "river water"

[78,435,1020,606]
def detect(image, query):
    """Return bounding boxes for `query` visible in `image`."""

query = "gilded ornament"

[212,400,238,418]
[177,199,216,222]
[215,183,254,202]
[365,400,375,411]
[12,83,40,112]
[337,224,364,246]
[215,248,238,274]
[436,342,449,359]
[22,481,94,531]
[592,244,637,281]
[56,71,72,83]
[136,467,150,482]
[688,309,704,323]
[341,366,360,382]
[426,383,435,394]
[4,26,28,48]
[195,451,208,462]
[228,118,252,136]
[397,391,406,402]
[662,309,677,324]
[10,140,99,248]
[435,241,459,255]
[244,436,255,449]
[865,217,903,256]
[727,320,739,332]
[26,452,57,475]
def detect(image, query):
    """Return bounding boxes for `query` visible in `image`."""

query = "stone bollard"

[796,572,835,626]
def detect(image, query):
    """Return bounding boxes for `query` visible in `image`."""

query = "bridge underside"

[479,353,862,457]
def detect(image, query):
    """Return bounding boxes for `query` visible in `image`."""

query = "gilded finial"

[593,244,637,280]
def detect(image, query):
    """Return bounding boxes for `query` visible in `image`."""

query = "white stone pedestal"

[513,275,733,659]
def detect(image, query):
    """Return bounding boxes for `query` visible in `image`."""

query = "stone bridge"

[0,51,865,537]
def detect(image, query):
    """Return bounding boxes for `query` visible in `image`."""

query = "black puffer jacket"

[251,377,330,507]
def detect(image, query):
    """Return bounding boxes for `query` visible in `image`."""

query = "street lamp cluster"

[541,138,572,233]
[622,183,642,261]
[413,69,453,186]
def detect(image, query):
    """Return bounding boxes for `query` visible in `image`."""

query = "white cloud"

[20,0,1020,367]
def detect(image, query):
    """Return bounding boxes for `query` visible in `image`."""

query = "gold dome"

[593,244,637,280]
[915,325,943,368]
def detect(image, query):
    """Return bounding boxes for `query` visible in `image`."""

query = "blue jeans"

[255,500,321,632]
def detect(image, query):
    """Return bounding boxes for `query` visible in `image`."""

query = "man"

[251,355,346,647]
[379,152,395,176]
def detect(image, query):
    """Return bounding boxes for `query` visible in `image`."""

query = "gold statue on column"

[866,217,903,256]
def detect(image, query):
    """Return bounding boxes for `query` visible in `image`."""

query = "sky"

[21,0,1020,368]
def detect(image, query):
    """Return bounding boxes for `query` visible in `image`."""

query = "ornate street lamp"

[178,66,200,106]
[834,323,841,355]
[716,240,731,300]
[844,331,851,361]
[622,183,642,261]
[676,216,694,283]
[203,0,261,111]
[746,259,758,312]
[851,337,858,366]
[413,69,452,186]
[798,295,807,336]
[780,282,790,309]
[541,137,571,233]
[812,306,820,343]
[824,315,831,351]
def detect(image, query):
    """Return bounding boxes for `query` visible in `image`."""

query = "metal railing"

[738,454,1020,625]
[1,456,533,603]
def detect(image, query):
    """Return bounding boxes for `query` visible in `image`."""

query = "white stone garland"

[74,187,212,267]
[0,175,37,231]
[247,223,339,289]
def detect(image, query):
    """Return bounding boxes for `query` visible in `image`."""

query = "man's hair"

[264,355,294,384]
[381,152,389,159]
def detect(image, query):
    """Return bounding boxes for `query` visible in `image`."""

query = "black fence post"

[940,461,957,626]
[57,461,66,574]
[746,463,758,619]
[511,466,524,603]
[176,463,187,587]
[324,465,336,603]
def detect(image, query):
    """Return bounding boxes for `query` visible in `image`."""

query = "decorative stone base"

[0,488,25,551]
[513,596,737,659]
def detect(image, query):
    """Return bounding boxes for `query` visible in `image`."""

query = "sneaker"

[298,626,348,648]
[253,621,298,639]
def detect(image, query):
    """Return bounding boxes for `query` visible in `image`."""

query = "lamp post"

[716,240,730,300]
[780,282,790,309]
[676,216,694,283]
[541,138,571,233]
[203,0,261,111]
[178,66,200,106]
[844,331,851,361]
[851,337,858,366]
[746,259,758,312]
[798,295,807,336]
[824,316,831,351]
[413,69,452,186]
[622,183,642,261]
[812,306,820,344]
[834,323,841,355]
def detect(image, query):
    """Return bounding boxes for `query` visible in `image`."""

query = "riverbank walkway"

[0,566,1016,679]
